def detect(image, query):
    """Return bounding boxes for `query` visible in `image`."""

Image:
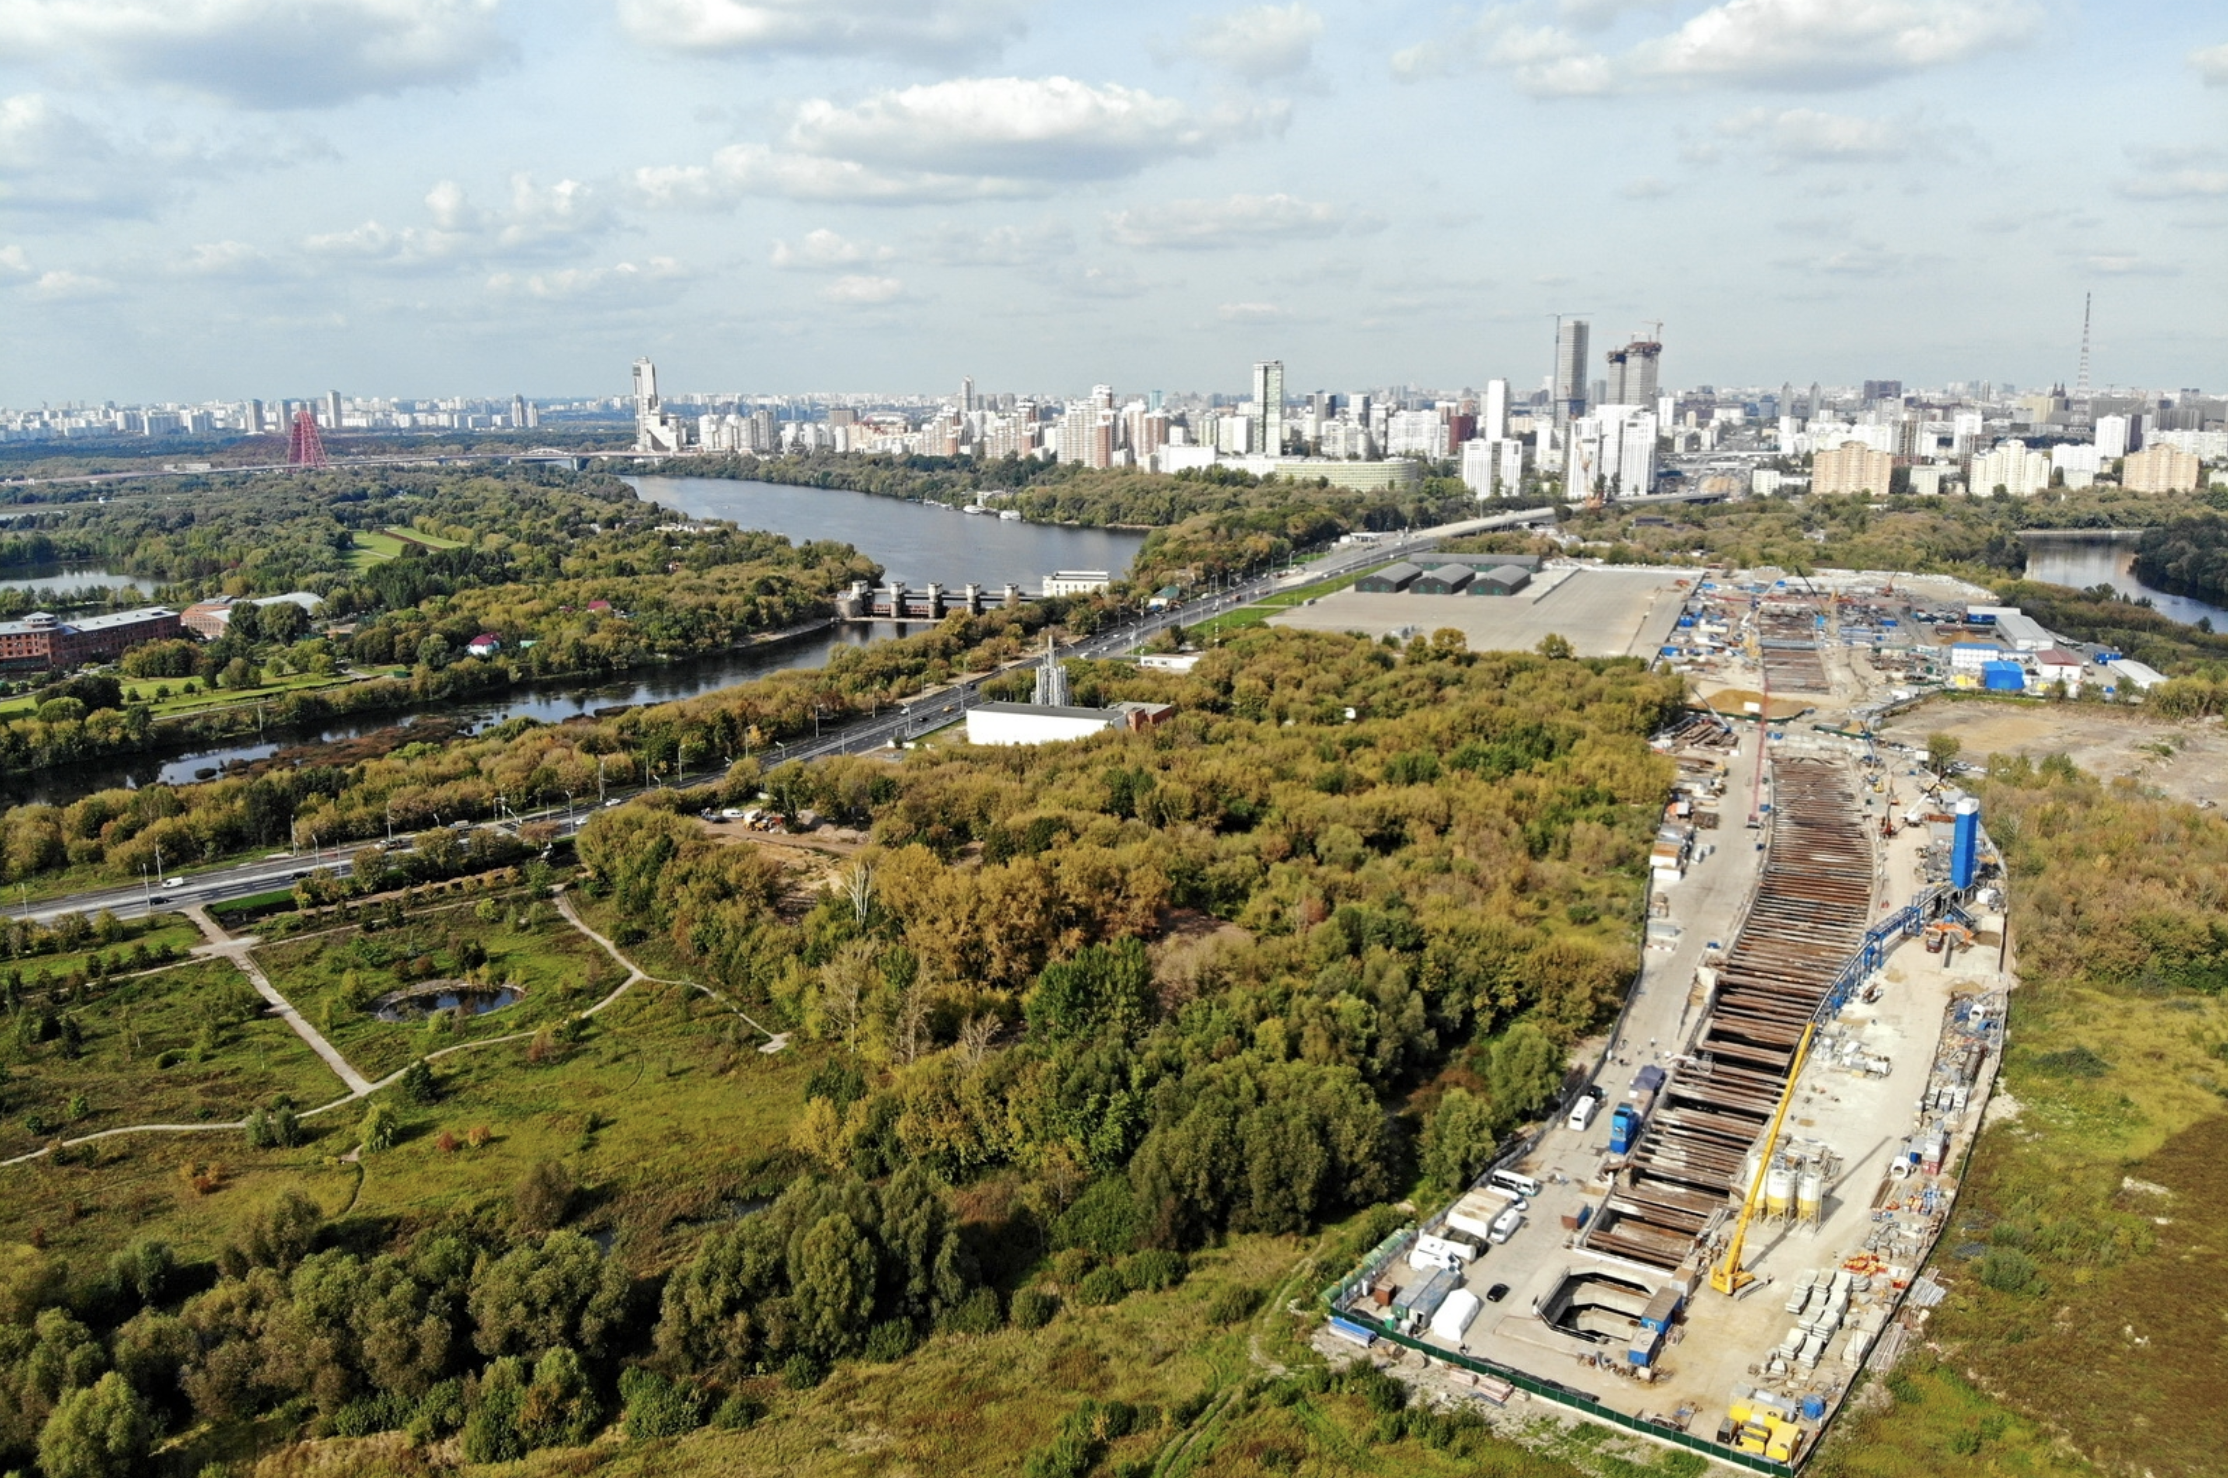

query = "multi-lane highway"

[22,503,1557,924]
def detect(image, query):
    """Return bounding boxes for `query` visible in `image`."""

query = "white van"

[1487,1206,1524,1244]
[1488,1170,1543,1200]
[1567,1096,1601,1132]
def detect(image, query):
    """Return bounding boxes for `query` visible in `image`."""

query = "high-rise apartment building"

[2122,444,2201,493]
[630,357,688,453]
[324,390,342,428]
[1604,335,1661,407]
[1813,440,1895,496]
[1553,320,1590,427]
[961,377,976,413]
[1968,440,2050,497]
[2094,414,2132,460]
[1482,378,1509,441]
[1252,361,1285,456]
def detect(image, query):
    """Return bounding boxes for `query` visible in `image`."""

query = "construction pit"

[1322,735,2012,1471]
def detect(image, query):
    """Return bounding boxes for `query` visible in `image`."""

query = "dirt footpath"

[1879,700,2228,805]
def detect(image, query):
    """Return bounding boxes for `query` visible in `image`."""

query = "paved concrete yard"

[1270,566,1690,658]
[1376,741,2003,1450]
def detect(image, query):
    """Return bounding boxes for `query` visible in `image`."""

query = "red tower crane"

[286,408,328,468]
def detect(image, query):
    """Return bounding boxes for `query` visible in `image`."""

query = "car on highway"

[162,877,185,889]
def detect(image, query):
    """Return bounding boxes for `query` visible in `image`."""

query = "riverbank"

[2019,528,2228,629]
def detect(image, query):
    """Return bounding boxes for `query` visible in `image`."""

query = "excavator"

[1710,1023,1815,1297]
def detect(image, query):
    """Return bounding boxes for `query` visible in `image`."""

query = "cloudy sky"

[3,0,2224,405]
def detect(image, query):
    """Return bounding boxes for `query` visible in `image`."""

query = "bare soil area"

[1878,699,2228,804]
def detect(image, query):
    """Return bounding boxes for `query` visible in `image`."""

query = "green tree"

[38,1372,152,1478]
[1419,1087,1500,1193]
[358,1099,401,1153]
[787,1212,877,1361]
[1926,731,1963,777]
[397,1058,439,1106]
[1484,1024,1564,1126]
[468,1230,631,1362]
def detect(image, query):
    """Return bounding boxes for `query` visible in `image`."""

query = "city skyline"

[2,0,2224,404]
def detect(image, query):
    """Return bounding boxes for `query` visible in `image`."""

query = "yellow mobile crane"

[1710,1022,1816,1297]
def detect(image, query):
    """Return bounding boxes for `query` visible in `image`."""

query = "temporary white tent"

[1429,1289,1482,1340]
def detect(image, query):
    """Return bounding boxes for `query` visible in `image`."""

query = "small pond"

[371,981,523,1021]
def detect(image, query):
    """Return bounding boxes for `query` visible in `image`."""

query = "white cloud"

[2191,41,2228,85]
[485,257,684,300]
[1217,301,1290,322]
[2079,252,2178,277]
[2118,145,2228,201]
[1391,9,1612,93]
[634,77,1259,206]
[0,244,31,275]
[29,268,116,299]
[1781,242,1911,276]
[306,174,610,269]
[787,77,1252,181]
[770,229,890,270]
[1632,0,2039,86]
[1186,5,1323,81]
[913,220,1074,265]
[630,143,1040,206]
[1395,0,2036,95]
[617,0,1025,62]
[1619,176,1671,197]
[2120,170,2228,201]
[177,239,268,275]
[822,273,903,304]
[0,92,226,217]
[1716,107,1930,166]
[0,0,510,109]
[1063,264,1146,298]
[1107,192,1348,249]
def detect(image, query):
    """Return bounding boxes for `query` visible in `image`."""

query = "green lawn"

[1189,562,1396,640]
[0,957,347,1162]
[252,897,624,1082]
[346,529,410,570]
[345,524,465,571]
[386,523,465,550]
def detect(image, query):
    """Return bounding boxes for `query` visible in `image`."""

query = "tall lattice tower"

[2076,292,2092,399]
[286,407,328,467]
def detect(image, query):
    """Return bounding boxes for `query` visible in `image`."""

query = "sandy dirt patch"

[1878,700,2228,805]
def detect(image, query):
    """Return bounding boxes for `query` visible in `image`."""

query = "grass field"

[346,525,466,571]
[1191,561,1397,640]
[252,897,624,1081]
[0,957,347,1163]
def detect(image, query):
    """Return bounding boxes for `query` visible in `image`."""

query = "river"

[634,475,1147,588]
[0,480,1143,809]
[2020,530,2228,629]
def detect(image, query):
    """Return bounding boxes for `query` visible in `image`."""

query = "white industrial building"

[965,700,1175,746]
[1042,570,1112,597]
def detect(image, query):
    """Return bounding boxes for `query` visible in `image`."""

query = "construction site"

[1318,573,2017,1471]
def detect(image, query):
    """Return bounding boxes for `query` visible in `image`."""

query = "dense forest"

[0,627,1682,1475]
[2131,512,2228,608]
[1560,483,2215,582]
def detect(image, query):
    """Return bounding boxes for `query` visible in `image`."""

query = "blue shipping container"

[1609,1104,1642,1155]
